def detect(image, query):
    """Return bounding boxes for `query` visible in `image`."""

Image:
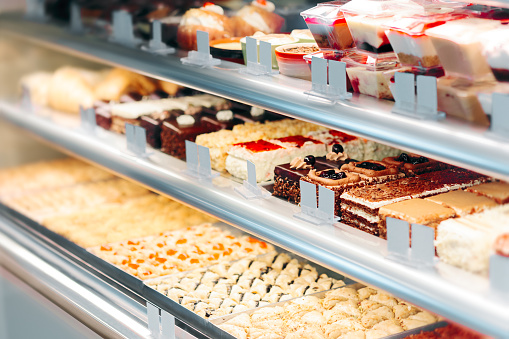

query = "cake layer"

[465,182,509,204]
[425,190,497,217]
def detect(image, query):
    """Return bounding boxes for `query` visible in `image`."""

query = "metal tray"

[210,284,446,339]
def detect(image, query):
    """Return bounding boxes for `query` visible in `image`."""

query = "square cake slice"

[340,177,449,236]
[378,198,456,239]
[425,190,497,217]
[417,168,491,190]
[465,181,509,204]
[382,152,441,176]
[340,160,404,185]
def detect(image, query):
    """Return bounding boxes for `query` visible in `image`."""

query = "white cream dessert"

[148,252,345,319]
[435,204,509,275]
[480,27,509,83]
[226,136,326,182]
[426,18,501,82]
[218,286,438,338]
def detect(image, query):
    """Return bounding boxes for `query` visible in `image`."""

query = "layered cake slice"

[340,177,449,236]
[340,160,404,185]
[416,168,491,190]
[273,155,332,204]
[378,198,456,239]
[383,152,441,176]
[425,190,497,217]
[226,136,326,182]
[308,129,365,160]
[435,204,509,275]
[161,115,221,159]
[465,181,509,204]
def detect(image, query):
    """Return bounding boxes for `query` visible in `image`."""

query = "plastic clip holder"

[147,303,176,339]
[328,60,352,101]
[184,141,219,180]
[392,74,445,120]
[70,2,83,34]
[305,57,349,103]
[109,10,142,48]
[241,38,278,76]
[490,254,509,296]
[181,31,220,67]
[79,106,96,134]
[486,93,509,142]
[21,86,33,114]
[386,218,436,267]
[141,20,175,55]
[235,160,271,199]
[25,0,47,21]
[125,123,149,157]
[294,181,337,225]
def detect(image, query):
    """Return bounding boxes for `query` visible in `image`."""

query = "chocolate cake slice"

[417,168,491,189]
[340,177,449,236]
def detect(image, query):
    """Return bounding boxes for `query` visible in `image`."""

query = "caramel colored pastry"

[219,286,438,338]
[425,190,497,217]
[341,160,404,184]
[229,1,284,37]
[0,158,115,198]
[4,178,150,221]
[148,252,345,318]
[43,195,217,248]
[48,66,106,114]
[94,68,157,102]
[19,71,53,106]
[378,198,456,239]
[383,153,441,176]
[177,4,232,51]
[91,224,273,280]
[466,182,509,204]
[158,80,183,97]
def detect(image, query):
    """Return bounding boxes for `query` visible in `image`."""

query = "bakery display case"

[1,1,509,338]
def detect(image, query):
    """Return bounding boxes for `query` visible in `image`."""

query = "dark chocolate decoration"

[356,161,386,171]
[397,153,429,165]
[304,155,316,166]
[332,144,344,154]
[319,170,347,180]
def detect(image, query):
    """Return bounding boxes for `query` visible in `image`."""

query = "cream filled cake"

[435,204,509,275]
[218,286,438,338]
[148,252,345,318]
[226,136,326,182]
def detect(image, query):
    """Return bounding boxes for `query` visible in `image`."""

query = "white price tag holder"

[240,38,278,76]
[21,86,33,114]
[141,20,175,55]
[125,123,150,157]
[109,10,142,48]
[486,93,509,141]
[181,31,220,67]
[305,57,351,103]
[184,141,219,180]
[79,106,96,134]
[490,254,509,296]
[294,181,337,225]
[25,0,47,21]
[392,74,445,120]
[147,303,176,339]
[386,218,436,268]
[70,2,83,34]
[235,160,271,199]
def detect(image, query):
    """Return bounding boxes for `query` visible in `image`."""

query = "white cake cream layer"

[110,99,189,119]
[386,30,436,59]
[345,15,394,49]
[346,67,398,100]
[226,140,326,182]
[179,94,227,108]
[435,204,509,275]
[480,27,509,71]
[343,206,380,224]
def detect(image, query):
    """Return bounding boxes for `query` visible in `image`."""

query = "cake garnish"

[356,161,386,171]
[290,157,312,170]
[320,169,347,180]
[252,0,275,12]
[202,2,224,15]
[327,144,348,161]
[177,114,195,126]
[494,233,509,257]
[397,153,429,164]
[217,110,233,122]
[304,155,316,166]
[250,106,265,117]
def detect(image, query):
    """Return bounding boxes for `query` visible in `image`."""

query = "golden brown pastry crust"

[94,68,157,101]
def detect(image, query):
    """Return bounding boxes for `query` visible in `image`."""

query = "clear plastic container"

[341,0,424,55]
[425,18,501,82]
[303,50,351,88]
[384,12,467,68]
[300,1,355,51]
[479,27,509,83]
[275,43,320,81]
[343,51,402,99]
